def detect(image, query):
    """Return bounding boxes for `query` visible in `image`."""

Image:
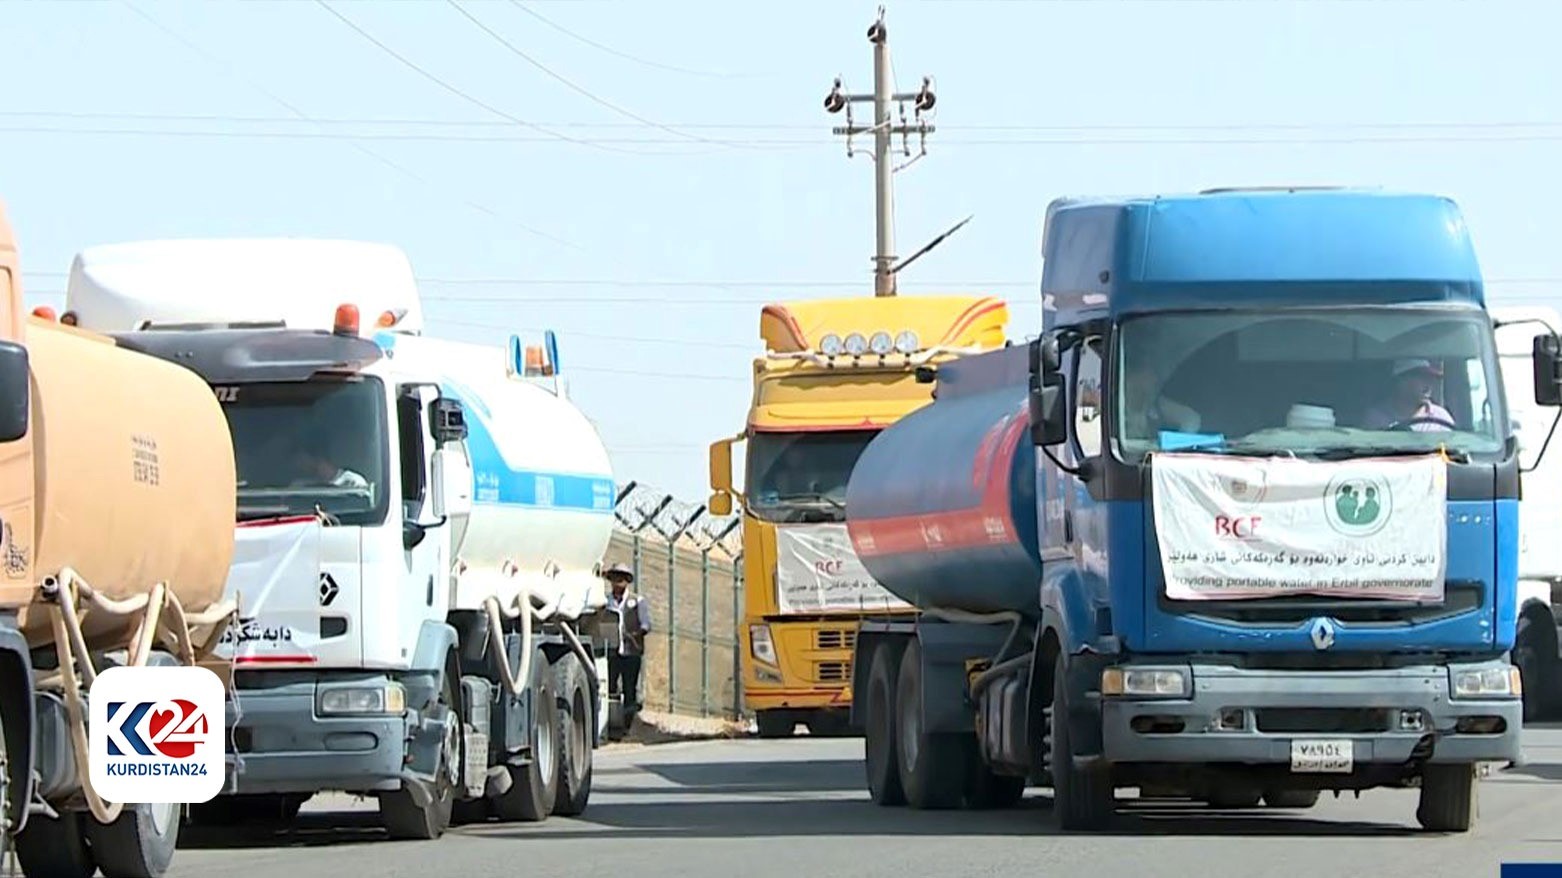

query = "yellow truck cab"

[709,295,1009,736]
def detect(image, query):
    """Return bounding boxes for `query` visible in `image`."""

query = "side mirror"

[1027,337,1068,447]
[1535,334,1562,407]
[430,396,468,443]
[1029,381,1068,447]
[709,490,733,517]
[0,341,28,443]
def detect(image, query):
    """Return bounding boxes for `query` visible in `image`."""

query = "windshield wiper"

[237,504,294,522]
[774,492,845,511]
[1311,445,1470,463]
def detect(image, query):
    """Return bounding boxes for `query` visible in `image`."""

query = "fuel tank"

[845,344,1041,616]
[373,331,616,621]
[17,320,237,648]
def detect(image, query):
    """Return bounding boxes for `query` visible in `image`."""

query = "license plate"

[1290,738,1353,773]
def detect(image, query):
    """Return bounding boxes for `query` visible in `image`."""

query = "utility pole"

[825,6,937,297]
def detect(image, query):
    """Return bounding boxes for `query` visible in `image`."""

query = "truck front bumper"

[224,673,412,796]
[1099,658,1521,767]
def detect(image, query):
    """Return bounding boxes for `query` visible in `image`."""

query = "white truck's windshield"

[218,377,390,526]
[745,429,877,524]
[1111,307,1509,462]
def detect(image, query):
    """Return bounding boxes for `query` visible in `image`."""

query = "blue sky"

[3,0,1559,501]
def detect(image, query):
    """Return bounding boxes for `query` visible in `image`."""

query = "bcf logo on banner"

[88,666,225,803]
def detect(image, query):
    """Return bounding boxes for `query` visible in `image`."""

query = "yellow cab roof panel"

[759,294,1009,353]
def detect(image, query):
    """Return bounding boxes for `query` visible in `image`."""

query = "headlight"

[1451,666,1522,699]
[749,624,779,667]
[1101,667,1189,697]
[869,331,894,355]
[894,330,920,354]
[819,333,844,356]
[843,333,868,356]
[318,682,406,715]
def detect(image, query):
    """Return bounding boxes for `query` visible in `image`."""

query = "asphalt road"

[168,726,1562,878]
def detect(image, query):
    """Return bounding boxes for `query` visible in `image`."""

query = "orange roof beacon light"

[523,345,544,377]
[31,306,56,321]
[376,308,406,329]
[333,303,361,337]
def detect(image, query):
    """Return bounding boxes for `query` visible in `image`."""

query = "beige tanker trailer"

[0,198,241,878]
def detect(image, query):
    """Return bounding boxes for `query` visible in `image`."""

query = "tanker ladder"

[4,568,237,877]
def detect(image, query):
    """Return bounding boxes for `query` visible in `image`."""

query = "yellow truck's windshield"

[744,429,877,524]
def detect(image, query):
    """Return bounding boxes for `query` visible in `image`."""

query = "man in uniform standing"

[604,563,651,736]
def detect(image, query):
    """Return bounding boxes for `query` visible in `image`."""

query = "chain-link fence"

[608,481,745,720]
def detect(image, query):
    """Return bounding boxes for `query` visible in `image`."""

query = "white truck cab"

[63,239,616,838]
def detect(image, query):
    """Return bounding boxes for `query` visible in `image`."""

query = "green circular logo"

[1324,472,1393,536]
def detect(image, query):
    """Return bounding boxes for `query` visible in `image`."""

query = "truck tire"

[1263,788,1321,809]
[963,737,1026,810]
[493,677,561,822]
[893,639,966,809]
[1514,614,1559,722]
[1046,658,1114,830]
[87,801,182,878]
[863,642,906,807]
[381,673,458,840]
[15,810,94,878]
[551,653,594,817]
[755,711,795,738]
[1416,763,1478,832]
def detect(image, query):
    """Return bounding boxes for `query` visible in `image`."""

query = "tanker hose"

[483,583,534,699]
[558,620,596,678]
[969,652,1034,700]
[45,585,125,827]
[922,607,1027,663]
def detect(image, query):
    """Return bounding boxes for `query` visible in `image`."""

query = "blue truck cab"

[843,187,1562,834]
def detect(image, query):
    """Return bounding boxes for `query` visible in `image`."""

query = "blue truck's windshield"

[218,377,391,526]
[1113,307,1509,462]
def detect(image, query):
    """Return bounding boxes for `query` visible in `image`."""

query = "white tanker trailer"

[63,238,618,840]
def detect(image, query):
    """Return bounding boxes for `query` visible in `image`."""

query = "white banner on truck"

[216,517,325,661]
[776,523,912,614]
[1151,452,1447,602]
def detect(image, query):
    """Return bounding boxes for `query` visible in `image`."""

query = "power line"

[117,0,578,249]
[7,111,1561,133]
[11,123,1562,147]
[312,0,652,156]
[443,0,755,149]
[506,0,767,79]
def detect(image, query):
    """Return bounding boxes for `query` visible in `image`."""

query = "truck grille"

[815,628,857,651]
[1164,580,1483,628]
[814,661,850,683]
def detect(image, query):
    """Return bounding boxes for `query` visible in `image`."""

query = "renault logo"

[1310,618,1336,651]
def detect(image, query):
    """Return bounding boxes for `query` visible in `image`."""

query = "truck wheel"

[87,800,182,878]
[963,737,1026,809]
[863,642,906,807]
[755,711,795,738]
[15,810,95,878]
[493,677,561,822]
[381,674,458,840]
[551,653,594,817]
[893,639,966,809]
[1514,614,1559,722]
[1262,788,1321,809]
[1416,763,1478,832]
[1046,659,1114,830]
